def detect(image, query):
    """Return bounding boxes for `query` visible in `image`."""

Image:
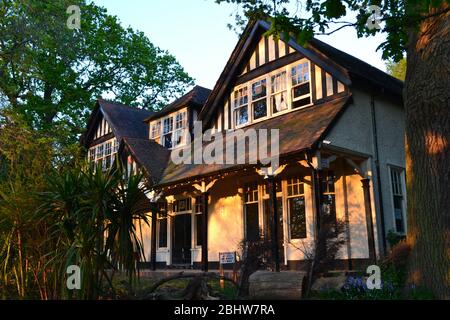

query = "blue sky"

[93,0,388,90]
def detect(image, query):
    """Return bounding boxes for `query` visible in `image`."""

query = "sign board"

[219,252,236,265]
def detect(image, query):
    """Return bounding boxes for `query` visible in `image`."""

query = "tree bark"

[404,4,450,299]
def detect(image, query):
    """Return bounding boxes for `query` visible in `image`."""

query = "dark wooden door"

[172,214,191,264]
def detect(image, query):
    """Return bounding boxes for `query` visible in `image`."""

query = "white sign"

[219,252,236,264]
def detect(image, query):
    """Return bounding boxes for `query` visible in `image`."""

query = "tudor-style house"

[82,20,405,271]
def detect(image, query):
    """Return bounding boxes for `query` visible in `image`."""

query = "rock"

[310,275,347,292]
[248,271,305,300]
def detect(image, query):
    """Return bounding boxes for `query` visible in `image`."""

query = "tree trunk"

[404,4,450,299]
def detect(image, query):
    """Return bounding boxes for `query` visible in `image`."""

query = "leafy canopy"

[215,0,450,61]
[0,0,193,147]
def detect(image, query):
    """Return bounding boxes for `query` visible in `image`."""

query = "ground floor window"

[287,177,307,239]
[158,216,167,248]
[390,167,406,233]
[321,171,336,223]
[157,202,168,248]
[244,182,259,241]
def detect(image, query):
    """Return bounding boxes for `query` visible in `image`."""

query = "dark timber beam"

[266,175,280,272]
[201,191,209,272]
[192,180,217,272]
[150,201,158,271]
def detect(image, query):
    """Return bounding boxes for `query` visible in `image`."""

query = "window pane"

[245,203,259,241]
[253,99,267,119]
[163,117,173,134]
[234,87,248,107]
[252,79,267,100]
[291,62,309,86]
[271,92,288,113]
[292,82,310,99]
[235,106,248,125]
[322,194,336,221]
[289,197,306,239]
[271,71,287,93]
[163,133,172,148]
[158,218,167,248]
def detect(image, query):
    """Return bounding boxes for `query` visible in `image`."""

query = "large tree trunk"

[404,4,450,299]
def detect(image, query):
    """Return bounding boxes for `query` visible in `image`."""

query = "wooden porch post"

[266,175,280,272]
[201,191,209,272]
[150,201,158,271]
[361,178,377,264]
[312,168,324,236]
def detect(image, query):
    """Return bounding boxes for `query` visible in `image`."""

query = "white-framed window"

[150,120,161,142]
[291,61,311,107]
[251,78,267,120]
[173,111,186,147]
[389,167,406,234]
[88,138,118,170]
[271,71,288,114]
[162,117,174,148]
[286,177,307,240]
[233,87,249,127]
[157,202,168,249]
[231,59,312,128]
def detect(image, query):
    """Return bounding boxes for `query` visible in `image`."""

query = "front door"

[172,214,192,264]
[264,198,285,264]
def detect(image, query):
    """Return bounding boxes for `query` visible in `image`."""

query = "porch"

[138,148,379,273]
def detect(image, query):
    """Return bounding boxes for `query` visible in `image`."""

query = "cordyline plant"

[1,111,152,299]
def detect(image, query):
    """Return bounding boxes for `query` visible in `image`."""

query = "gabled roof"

[199,19,403,128]
[154,95,351,186]
[82,99,153,147]
[121,137,171,186]
[144,85,211,122]
[309,38,403,97]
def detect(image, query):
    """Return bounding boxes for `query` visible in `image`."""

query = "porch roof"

[154,95,351,187]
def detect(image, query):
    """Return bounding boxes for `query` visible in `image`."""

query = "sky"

[93,0,389,90]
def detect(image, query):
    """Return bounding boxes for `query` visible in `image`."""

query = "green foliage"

[386,229,406,247]
[0,113,152,299]
[386,58,407,81]
[215,0,449,61]
[0,0,193,149]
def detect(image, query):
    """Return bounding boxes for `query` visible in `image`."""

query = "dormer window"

[163,117,173,148]
[151,120,161,141]
[151,109,188,149]
[231,59,312,128]
[234,87,248,126]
